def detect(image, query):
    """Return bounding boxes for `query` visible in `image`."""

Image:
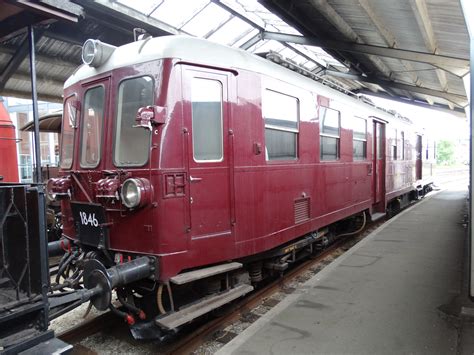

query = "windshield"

[59,96,76,169]
[80,86,105,168]
[114,76,153,167]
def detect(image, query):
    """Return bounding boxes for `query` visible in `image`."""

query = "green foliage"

[436,140,455,165]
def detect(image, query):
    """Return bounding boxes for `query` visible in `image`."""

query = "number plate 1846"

[71,202,108,248]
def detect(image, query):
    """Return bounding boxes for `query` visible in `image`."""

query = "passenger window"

[263,89,299,161]
[401,131,405,160]
[353,116,367,160]
[80,86,104,168]
[391,129,398,160]
[191,78,223,162]
[320,106,340,161]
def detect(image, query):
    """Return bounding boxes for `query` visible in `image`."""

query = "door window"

[191,78,223,162]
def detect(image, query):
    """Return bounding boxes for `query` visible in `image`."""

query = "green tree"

[436,140,455,165]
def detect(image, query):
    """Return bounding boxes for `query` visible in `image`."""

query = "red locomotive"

[48,35,432,337]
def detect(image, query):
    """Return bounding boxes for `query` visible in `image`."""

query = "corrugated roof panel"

[427,0,469,58]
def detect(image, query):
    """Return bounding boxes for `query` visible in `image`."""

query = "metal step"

[371,212,386,222]
[170,262,243,285]
[155,284,254,330]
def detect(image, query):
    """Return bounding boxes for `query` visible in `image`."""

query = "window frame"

[191,77,224,163]
[79,85,106,169]
[352,116,367,161]
[59,93,77,170]
[319,106,341,161]
[113,74,154,168]
[262,88,300,162]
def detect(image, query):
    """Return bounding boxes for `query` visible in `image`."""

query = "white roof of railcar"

[65,35,411,127]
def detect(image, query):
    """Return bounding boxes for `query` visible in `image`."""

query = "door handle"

[190,176,202,183]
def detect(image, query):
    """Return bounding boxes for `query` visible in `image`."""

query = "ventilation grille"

[294,197,310,224]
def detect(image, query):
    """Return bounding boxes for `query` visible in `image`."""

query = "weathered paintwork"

[60,47,423,282]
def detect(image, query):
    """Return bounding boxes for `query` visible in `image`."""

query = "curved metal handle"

[189,176,202,183]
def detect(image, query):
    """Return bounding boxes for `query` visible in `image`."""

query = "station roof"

[0,0,469,116]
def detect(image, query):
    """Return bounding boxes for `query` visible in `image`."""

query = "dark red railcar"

[48,36,431,335]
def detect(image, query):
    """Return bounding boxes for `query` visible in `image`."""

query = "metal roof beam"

[325,70,467,106]
[0,10,48,41]
[73,0,183,36]
[0,30,44,92]
[239,32,263,50]
[13,0,83,23]
[262,31,469,70]
[212,0,265,31]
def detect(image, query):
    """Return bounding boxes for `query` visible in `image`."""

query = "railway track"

[56,214,386,354]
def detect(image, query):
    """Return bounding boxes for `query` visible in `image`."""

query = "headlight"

[120,178,152,209]
[121,179,141,208]
[81,39,116,67]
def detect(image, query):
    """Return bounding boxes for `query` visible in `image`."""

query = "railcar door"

[372,120,385,207]
[182,68,233,243]
[416,135,422,180]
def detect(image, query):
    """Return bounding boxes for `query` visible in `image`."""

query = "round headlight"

[82,39,97,65]
[121,179,141,209]
[81,39,116,68]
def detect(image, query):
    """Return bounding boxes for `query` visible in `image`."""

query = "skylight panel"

[207,17,253,46]
[181,2,231,37]
[117,0,159,15]
[150,0,209,29]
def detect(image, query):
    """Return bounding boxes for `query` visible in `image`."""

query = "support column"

[460,0,474,299]
[28,25,49,329]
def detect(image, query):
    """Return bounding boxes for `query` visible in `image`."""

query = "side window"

[353,116,367,160]
[320,106,340,161]
[262,89,299,161]
[391,128,398,160]
[401,131,405,160]
[191,78,223,162]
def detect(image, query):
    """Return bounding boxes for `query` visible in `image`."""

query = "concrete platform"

[218,188,468,354]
